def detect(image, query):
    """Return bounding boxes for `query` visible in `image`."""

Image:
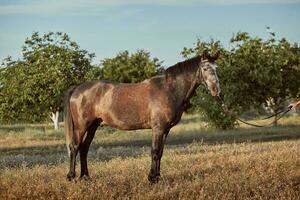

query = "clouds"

[0,0,299,15]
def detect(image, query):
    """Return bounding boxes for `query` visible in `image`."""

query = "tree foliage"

[100,50,164,83]
[0,32,94,124]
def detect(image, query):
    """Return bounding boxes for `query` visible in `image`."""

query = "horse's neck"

[168,72,198,105]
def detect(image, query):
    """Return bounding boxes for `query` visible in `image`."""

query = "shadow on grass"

[0,125,27,133]
[1,125,299,169]
[90,124,300,150]
[0,124,51,133]
[176,115,201,125]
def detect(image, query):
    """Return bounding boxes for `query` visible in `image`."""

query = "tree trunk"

[273,111,278,126]
[50,111,59,130]
[266,97,285,126]
[272,99,284,126]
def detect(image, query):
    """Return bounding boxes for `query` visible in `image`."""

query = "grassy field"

[0,114,300,200]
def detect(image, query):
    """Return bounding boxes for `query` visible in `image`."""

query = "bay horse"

[64,51,220,183]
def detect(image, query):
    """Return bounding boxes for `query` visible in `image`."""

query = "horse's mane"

[165,56,201,78]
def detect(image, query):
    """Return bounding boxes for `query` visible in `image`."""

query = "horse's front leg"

[148,127,167,184]
[157,131,169,177]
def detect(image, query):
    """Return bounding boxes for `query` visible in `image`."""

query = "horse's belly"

[101,112,151,130]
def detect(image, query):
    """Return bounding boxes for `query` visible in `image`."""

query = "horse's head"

[197,51,220,97]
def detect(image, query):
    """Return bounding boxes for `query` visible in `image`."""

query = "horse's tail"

[64,86,76,157]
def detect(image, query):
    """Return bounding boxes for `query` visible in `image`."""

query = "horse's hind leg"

[79,119,101,179]
[67,128,85,181]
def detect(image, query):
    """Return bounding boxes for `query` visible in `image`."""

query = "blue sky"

[0,0,300,66]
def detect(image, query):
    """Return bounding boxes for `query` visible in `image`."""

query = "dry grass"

[0,115,300,200]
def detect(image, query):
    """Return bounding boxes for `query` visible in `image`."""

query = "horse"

[64,51,220,184]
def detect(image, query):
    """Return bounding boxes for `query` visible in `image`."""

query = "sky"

[0,0,300,66]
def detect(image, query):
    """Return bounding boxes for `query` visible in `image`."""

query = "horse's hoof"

[148,174,159,184]
[79,175,92,181]
[66,172,76,181]
[66,176,74,181]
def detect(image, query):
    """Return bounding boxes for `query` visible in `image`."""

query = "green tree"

[0,58,39,122]
[229,31,300,124]
[0,32,95,129]
[100,50,164,83]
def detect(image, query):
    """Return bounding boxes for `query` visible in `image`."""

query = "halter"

[184,59,210,103]
[196,59,209,87]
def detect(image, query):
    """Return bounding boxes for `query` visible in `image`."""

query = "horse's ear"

[202,49,209,60]
[212,50,220,61]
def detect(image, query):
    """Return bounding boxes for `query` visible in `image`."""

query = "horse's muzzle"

[210,83,220,97]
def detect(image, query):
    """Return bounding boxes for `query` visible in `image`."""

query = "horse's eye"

[203,68,207,71]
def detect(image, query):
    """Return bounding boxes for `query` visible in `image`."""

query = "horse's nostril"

[212,84,217,91]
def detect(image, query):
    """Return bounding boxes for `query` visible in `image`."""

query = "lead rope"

[216,96,291,128]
